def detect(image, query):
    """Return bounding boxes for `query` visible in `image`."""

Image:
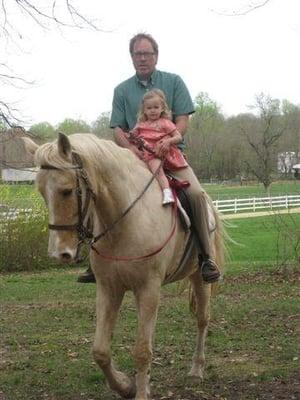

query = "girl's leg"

[147,158,174,205]
[147,158,169,189]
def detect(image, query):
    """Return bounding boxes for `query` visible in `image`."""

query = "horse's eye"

[61,189,73,197]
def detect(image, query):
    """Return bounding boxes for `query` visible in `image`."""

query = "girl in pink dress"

[129,89,188,205]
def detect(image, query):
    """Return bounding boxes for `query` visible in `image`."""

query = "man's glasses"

[132,51,155,59]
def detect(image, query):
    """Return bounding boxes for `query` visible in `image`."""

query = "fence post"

[234,198,237,213]
[253,197,256,212]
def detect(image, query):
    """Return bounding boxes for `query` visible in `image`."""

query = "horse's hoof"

[122,378,136,399]
[188,367,204,380]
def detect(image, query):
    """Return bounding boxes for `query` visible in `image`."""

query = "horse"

[25,132,224,400]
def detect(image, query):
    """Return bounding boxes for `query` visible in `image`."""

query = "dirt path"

[222,206,300,219]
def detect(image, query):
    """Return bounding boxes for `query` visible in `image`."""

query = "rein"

[41,150,177,262]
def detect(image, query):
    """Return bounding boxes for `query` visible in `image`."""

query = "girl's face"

[143,97,163,121]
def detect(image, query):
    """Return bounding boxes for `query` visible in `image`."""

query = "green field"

[225,213,300,273]
[203,180,300,200]
[0,264,299,400]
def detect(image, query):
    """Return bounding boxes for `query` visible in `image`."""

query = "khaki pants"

[170,166,211,257]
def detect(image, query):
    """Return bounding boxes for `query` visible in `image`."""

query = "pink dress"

[132,118,188,171]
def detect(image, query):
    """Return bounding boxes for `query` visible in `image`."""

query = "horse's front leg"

[92,283,135,399]
[133,279,161,400]
[188,271,211,379]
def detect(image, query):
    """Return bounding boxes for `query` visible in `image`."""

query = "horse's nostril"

[61,252,72,261]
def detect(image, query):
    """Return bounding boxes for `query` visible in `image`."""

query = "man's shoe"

[200,258,220,283]
[77,267,96,283]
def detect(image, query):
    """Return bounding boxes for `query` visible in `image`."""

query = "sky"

[2,0,300,128]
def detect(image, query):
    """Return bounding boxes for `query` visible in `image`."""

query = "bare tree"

[240,93,286,193]
[210,0,272,16]
[1,0,103,127]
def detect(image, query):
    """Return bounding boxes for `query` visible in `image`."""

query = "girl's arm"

[167,128,183,144]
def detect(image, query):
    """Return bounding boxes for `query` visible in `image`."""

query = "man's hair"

[129,33,159,55]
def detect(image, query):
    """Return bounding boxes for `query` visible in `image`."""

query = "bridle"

[41,152,96,262]
[40,151,177,262]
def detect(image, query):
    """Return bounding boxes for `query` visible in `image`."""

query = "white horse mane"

[35,133,145,192]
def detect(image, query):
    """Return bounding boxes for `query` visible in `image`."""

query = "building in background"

[0,127,38,183]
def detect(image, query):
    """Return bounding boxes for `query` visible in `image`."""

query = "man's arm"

[114,127,131,148]
[114,127,144,158]
[174,115,190,137]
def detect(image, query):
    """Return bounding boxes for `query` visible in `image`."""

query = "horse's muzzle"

[49,247,77,264]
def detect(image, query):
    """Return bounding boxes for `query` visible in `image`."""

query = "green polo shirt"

[110,69,195,132]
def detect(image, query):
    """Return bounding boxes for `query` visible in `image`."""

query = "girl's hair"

[137,89,171,122]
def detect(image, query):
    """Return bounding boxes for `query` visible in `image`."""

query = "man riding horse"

[78,32,220,284]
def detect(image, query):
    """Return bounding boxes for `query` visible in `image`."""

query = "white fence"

[1,168,37,182]
[213,194,300,214]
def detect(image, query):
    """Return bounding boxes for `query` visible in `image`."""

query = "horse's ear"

[58,132,72,159]
[21,137,39,157]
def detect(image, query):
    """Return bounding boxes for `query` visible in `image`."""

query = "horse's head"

[26,133,91,263]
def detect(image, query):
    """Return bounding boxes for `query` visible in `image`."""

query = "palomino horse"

[25,133,223,400]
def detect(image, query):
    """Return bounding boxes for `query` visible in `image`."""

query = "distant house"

[292,163,300,179]
[0,127,38,182]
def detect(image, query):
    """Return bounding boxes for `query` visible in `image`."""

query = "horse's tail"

[189,200,226,313]
[210,203,225,295]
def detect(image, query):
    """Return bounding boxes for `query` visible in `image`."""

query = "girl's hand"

[155,138,171,158]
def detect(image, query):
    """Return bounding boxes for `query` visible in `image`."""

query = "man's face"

[131,39,158,80]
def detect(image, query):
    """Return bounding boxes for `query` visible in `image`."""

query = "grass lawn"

[224,213,300,275]
[0,263,299,399]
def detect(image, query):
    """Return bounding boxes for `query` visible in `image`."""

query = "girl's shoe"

[162,188,175,205]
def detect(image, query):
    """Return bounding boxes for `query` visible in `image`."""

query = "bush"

[0,184,58,272]
[0,206,58,272]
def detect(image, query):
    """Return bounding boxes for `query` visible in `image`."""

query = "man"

[78,33,220,284]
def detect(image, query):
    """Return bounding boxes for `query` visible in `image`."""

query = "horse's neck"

[92,162,140,230]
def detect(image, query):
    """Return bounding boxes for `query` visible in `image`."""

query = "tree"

[211,0,272,16]
[56,118,91,135]
[1,1,101,126]
[92,112,112,140]
[186,92,224,180]
[240,93,286,193]
[29,122,56,141]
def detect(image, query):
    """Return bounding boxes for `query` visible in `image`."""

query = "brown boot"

[77,266,96,283]
[199,257,221,283]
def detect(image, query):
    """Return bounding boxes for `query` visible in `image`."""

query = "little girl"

[129,89,188,205]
